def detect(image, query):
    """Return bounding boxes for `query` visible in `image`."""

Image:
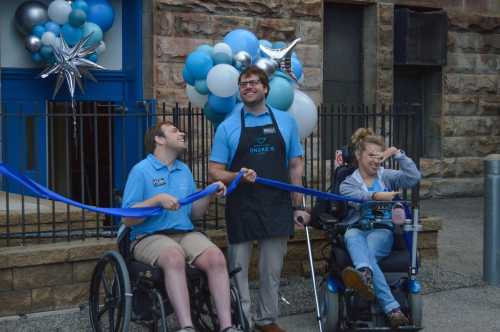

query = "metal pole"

[304,225,324,332]
[484,154,500,286]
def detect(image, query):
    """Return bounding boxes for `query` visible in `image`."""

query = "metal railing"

[0,101,422,247]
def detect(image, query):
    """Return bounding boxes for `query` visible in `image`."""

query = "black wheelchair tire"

[409,293,423,327]
[89,251,132,332]
[230,283,250,332]
[320,283,340,332]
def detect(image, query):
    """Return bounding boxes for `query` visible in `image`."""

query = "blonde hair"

[351,128,385,156]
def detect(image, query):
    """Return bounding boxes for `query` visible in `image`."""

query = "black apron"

[225,108,294,244]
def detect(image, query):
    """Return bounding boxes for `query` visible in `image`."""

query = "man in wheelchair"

[337,128,421,329]
[121,121,241,332]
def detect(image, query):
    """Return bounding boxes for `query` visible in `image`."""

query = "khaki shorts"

[132,231,217,266]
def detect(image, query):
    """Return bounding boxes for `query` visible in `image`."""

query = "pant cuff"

[383,302,400,314]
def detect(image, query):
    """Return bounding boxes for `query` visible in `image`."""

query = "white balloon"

[186,84,208,107]
[41,31,56,46]
[287,89,318,139]
[96,41,106,55]
[48,0,72,25]
[213,42,232,57]
[206,64,239,98]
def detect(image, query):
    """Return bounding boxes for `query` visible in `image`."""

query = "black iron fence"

[0,101,422,247]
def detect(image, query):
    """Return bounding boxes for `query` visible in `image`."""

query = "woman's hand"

[381,147,400,162]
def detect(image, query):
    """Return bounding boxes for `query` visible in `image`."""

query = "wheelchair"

[312,155,423,331]
[88,227,250,332]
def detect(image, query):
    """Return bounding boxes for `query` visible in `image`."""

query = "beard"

[242,93,265,107]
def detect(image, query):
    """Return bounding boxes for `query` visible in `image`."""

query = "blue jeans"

[344,227,400,313]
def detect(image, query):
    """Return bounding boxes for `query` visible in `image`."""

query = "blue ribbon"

[0,164,361,218]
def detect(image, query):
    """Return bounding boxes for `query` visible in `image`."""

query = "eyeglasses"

[238,79,261,88]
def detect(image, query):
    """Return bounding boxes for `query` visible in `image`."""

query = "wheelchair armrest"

[319,213,339,224]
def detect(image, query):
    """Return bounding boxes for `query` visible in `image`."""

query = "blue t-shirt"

[210,105,304,167]
[361,179,392,225]
[121,154,196,240]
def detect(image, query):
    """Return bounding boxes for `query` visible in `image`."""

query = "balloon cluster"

[14,0,114,64]
[182,29,317,138]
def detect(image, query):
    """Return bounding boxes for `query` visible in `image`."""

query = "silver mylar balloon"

[259,38,301,81]
[14,1,48,36]
[233,51,252,71]
[24,35,42,52]
[255,58,278,78]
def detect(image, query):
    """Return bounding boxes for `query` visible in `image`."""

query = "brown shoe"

[254,322,286,332]
[341,266,375,300]
[387,308,409,328]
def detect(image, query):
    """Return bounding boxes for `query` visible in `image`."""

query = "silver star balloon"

[39,32,105,100]
[259,38,301,81]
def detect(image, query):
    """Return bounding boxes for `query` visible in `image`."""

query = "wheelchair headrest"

[340,145,354,166]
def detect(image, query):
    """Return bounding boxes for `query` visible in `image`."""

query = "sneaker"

[341,266,375,300]
[387,308,409,328]
[391,203,406,225]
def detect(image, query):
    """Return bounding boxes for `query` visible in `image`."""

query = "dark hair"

[238,66,270,96]
[144,121,174,154]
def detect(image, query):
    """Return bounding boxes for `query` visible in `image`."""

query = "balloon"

[32,24,46,38]
[87,53,98,62]
[255,58,277,78]
[14,1,48,36]
[194,79,209,95]
[186,84,208,108]
[203,104,226,123]
[206,64,239,98]
[69,9,87,27]
[287,89,318,138]
[196,44,214,57]
[223,29,259,60]
[44,21,61,36]
[259,39,273,57]
[213,52,232,65]
[291,56,303,81]
[273,41,286,49]
[208,94,236,114]
[182,66,195,85]
[95,41,106,55]
[72,0,89,14]
[81,22,103,46]
[233,51,252,71]
[61,23,82,46]
[86,0,115,32]
[48,0,72,25]
[40,45,53,59]
[185,51,213,80]
[31,52,43,63]
[25,35,42,53]
[41,31,57,46]
[267,75,294,111]
[213,42,232,57]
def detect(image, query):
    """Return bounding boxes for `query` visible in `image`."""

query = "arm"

[191,181,226,220]
[122,193,180,227]
[382,149,421,190]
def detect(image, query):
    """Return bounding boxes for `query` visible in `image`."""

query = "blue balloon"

[208,94,236,114]
[267,75,294,111]
[223,29,259,60]
[182,66,195,85]
[44,21,61,36]
[196,44,214,57]
[86,0,114,32]
[62,23,82,46]
[291,56,303,80]
[82,22,103,46]
[31,52,43,63]
[32,25,46,38]
[203,104,226,123]
[86,53,98,62]
[72,0,89,14]
[40,45,53,59]
[259,39,272,57]
[194,80,209,95]
[69,9,87,27]
[213,52,232,65]
[273,41,287,49]
[185,51,213,80]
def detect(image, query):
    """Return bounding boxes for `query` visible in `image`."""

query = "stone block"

[420,158,441,178]
[378,3,393,26]
[67,240,116,261]
[171,12,215,38]
[442,116,493,136]
[156,36,212,62]
[210,15,254,40]
[156,87,189,109]
[479,96,500,115]
[442,137,478,157]
[443,94,478,115]
[255,18,298,42]
[31,287,54,311]
[446,53,476,74]
[419,179,433,199]
[378,24,393,49]
[0,290,31,316]
[444,74,461,94]
[475,75,498,94]
[378,69,393,94]
[53,283,88,309]
[441,158,457,177]
[448,11,500,32]
[294,44,322,67]
[301,67,322,89]
[482,34,500,52]
[430,178,484,197]
[377,47,393,70]
[2,244,69,269]
[455,157,484,177]
[155,63,185,89]
[73,260,97,283]
[156,0,281,17]
[476,54,500,74]
[287,0,323,20]
[156,11,174,36]
[13,263,73,290]
[297,21,322,44]
[447,31,483,53]
[376,91,393,105]
[0,269,13,291]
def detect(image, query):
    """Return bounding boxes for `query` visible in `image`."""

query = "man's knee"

[157,246,185,271]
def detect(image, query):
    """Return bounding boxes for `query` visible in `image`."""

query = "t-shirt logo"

[153,177,166,187]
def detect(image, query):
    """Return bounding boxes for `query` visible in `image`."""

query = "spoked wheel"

[89,251,132,332]
[319,280,341,332]
[409,293,423,328]
[190,274,218,332]
[230,283,249,332]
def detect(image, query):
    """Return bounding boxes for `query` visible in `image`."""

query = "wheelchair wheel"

[320,282,340,331]
[409,293,422,327]
[190,275,218,332]
[230,283,249,331]
[89,251,132,332]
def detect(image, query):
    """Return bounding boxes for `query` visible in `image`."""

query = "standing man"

[208,66,310,332]
[122,121,241,332]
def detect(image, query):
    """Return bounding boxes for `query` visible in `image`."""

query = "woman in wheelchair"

[121,121,242,332]
[339,128,421,329]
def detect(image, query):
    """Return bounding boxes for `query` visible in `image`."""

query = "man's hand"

[155,193,180,210]
[381,147,400,163]
[212,181,227,197]
[294,210,310,229]
[373,191,400,201]
[240,167,257,183]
